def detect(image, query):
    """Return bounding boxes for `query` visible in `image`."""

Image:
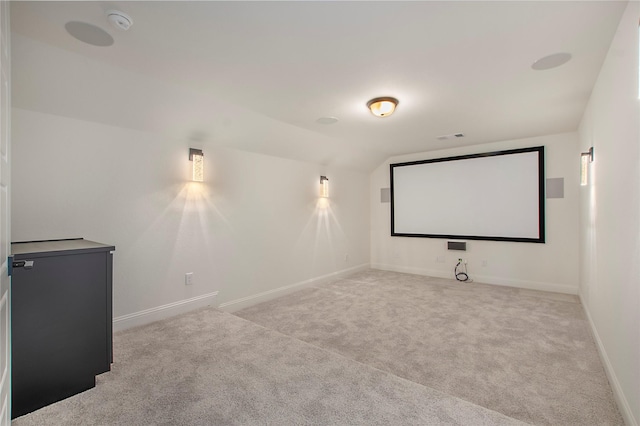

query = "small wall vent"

[437,133,465,141]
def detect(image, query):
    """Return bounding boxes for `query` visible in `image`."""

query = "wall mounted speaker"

[546,178,564,199]
[380,188,390,203]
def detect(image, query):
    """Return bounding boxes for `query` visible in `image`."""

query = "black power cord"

[455,258,472,282]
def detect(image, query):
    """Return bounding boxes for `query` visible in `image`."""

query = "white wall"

[11,108,370,327]
[578,1,639,424]
[0,1,9,423]
[371,132,580,294]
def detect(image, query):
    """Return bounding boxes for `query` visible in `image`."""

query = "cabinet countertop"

[11,238,115,257]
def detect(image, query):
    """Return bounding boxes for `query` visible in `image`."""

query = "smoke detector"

[107,10,133,31]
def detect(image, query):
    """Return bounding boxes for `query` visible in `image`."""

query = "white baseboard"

[218,263,370,313]
[472,273,578,295]
[113,291,219,332]
[580,295,638,426]
[371,263,578,295]
[370,263,457,282]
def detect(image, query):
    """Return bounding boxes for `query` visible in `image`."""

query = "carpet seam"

[224,309,532,425]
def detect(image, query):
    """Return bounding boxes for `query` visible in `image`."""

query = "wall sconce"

[189,148,204,182]
[320,176,329,198]
[580,147,594,186]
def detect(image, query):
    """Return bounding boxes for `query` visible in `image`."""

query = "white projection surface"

[391,147,544,242]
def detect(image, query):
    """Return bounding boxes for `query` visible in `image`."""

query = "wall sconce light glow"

[580,147,594,186]
[320,175,329,198]
[367,97,398,117]
[189,148,204,182]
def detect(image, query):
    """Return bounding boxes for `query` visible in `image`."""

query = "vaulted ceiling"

[10,1,627,171]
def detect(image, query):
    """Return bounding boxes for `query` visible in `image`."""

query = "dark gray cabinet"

[10,238,115,419]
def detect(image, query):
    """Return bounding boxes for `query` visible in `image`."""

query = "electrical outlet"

[185,272,194,285]
[344,253,349,262]
[436,256,445,263]
[482,260,488,267]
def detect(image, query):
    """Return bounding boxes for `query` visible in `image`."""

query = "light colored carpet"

[12,305,525,425]
[235,269,624,426]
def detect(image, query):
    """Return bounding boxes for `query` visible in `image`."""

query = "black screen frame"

[390,146,545,243]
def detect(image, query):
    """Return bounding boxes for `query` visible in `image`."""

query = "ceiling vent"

[436,133,465,141]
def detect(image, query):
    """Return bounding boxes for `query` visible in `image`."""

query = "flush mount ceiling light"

[367,97,398,117]
[65,21,114,47]
[531,52,572,70]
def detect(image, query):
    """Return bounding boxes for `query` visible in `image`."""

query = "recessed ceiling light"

[65,21,114,47]
[367,97,398,117]
[316,116,339,125]
[531,52,572,71]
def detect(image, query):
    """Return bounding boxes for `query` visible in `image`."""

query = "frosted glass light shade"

[367,97,398,117]
[320,176,329,198]
[189,148,204,182]
[193,153,204,182]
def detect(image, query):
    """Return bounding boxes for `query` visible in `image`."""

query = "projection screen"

[390,146,545,243]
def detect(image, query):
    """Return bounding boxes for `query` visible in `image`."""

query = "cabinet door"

[11,252,107,418]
